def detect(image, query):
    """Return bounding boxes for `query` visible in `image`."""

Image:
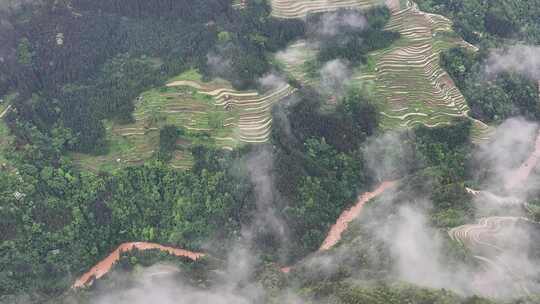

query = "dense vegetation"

[0,1,393,298]
[271,87,379,258]
[1,0,540,303]
[0,148,255,298]
[0,0,303,155]
[307,7,400,64]
[410,120,476,227]
[440,47,540,123]
[158,125,183,161]
[416,0,540,44]
[417,0,540,130]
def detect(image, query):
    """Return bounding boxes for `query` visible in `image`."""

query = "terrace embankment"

[372,0,489,140]
[270,0,382,19]
[165,79,296,143]
[273,0,492,141]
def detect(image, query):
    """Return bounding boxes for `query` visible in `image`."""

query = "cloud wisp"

[319,59,352,96]
[485,45,540,80]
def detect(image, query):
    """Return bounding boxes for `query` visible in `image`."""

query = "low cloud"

[243,146,290,261]
[91,264,260,304]
[305,118,540,299]
[474,117,539,194]
[379,205,472,293]
[258,72,287,92]
[206,50,232,78]
[0,0,39,11]
[485,45,540,80]
[275,41,318,67]
[88,146,293,303]
[319,59,352,96]
[363,131,418,182]
[315,11,367,37]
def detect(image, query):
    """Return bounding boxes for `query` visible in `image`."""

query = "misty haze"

[1,0,540,304]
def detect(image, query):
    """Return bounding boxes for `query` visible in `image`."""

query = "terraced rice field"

[450,140,540,297]
[232,0,247,9]
[270,0,384,19]
[449,217,527,253]
[372,1,489,137]
[0,101,13,167]
[449,216,534,296]
[73,70,295,171]
[165,79,296,144]
[272,0,492,141]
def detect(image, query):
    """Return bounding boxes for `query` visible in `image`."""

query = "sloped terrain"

[448,134,540,298]
[276,40,319,86]
[273,0,492,141]
[372,1,489,139]
[165,78,296,144]
[270,0,384,19]
[449,216,537,297]
[72,70,295,171]
[0,99,13,167]
[73,181,394,288]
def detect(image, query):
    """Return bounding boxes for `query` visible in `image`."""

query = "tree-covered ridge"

[71,68,296,172]
[0,1,388,298]
[413,0,540,137]
[440,47,540,123]
[416,0,540,44]
[0,148,254,297]
[309,6,399,64]
[1,0,540,303]
[0,0,304,159]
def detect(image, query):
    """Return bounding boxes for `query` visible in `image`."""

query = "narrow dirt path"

[72,181,395,288]
[72,242,205,288]
[505,131,540,190]
[319,181,397,251]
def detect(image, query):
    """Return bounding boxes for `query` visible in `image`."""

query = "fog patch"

[485,45,540,80]
[378,205,471,293]
[206,50,233,79]
[275,41,318,66]
[91,265,258,304]
[363,131,417,182]
[315,11,367,37]
[319,59,352,97]
[0,0,39,11]
[314,120,540,299]
[258,72,287,92]
[87,145,293,303]
[243,146,290,261]
[474,117,539,194]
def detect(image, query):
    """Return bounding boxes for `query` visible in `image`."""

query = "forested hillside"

[1,0,540,303]
[417,0,540,125]
[416,0,540,44]
[0,0,305,299]
[0,0,303,155]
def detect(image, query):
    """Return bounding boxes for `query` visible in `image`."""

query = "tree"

[158,125,182,161]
